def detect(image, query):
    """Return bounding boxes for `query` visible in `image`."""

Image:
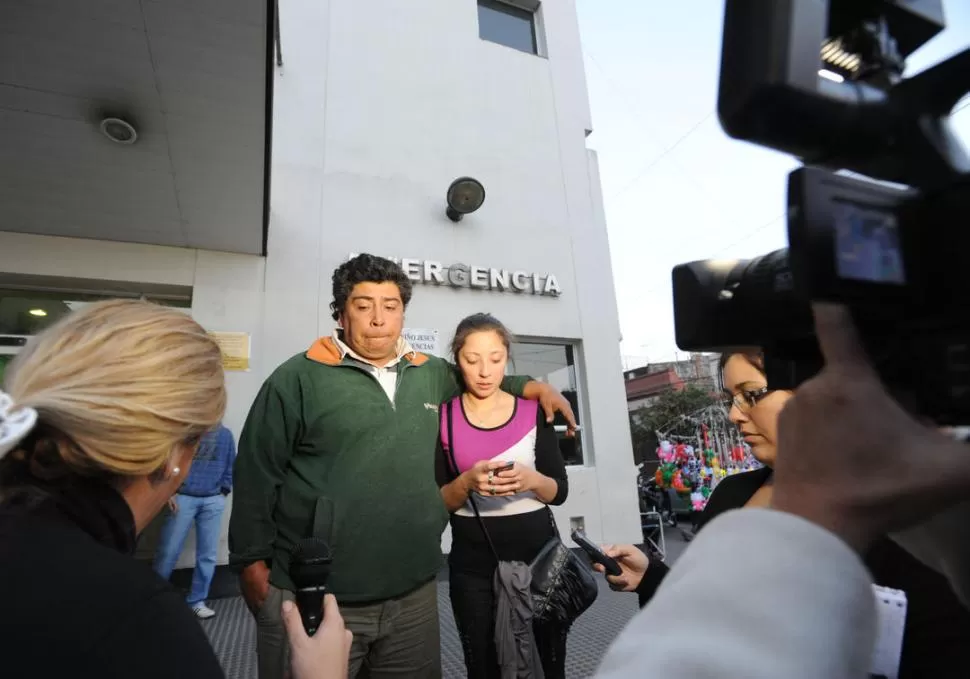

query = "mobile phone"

[493,461,515,473]
[570,529,622,577]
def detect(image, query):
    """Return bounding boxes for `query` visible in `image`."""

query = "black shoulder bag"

[445,401,598,626]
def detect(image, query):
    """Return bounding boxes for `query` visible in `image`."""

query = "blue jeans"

[153,493,226,606]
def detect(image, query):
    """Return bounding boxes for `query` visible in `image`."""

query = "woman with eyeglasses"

[595,350,970,678]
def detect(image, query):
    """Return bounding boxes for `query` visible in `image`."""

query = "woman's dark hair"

[451,313,514,363]
[719,349,765,374]
[330,254,413,321]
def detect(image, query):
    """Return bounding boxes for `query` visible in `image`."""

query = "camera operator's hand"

[772,303,970,553]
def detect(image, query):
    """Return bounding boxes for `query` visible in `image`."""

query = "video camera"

[672,0,970,422]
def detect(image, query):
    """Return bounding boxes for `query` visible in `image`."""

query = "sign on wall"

[209,331,251,371]
[348,253,562,297]
[403,328,441,356]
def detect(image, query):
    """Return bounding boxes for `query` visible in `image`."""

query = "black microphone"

[289,537,332,636]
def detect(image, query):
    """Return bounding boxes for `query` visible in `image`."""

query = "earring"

[171,466,181,477]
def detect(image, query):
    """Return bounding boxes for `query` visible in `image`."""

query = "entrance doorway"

[0,274,192,389]
[0,275,194,559]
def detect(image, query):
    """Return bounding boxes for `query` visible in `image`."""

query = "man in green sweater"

[229,254,575,679]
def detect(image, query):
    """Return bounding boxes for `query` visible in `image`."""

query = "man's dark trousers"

[255,579,441,679]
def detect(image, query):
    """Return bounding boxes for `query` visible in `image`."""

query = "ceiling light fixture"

[819,37,862,79]
[445,177,486,223]
[100,117,138,145]
[28,309,47,317]
[818,68,845,83]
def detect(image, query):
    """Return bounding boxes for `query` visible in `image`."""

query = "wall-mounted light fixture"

[445,177,485,222]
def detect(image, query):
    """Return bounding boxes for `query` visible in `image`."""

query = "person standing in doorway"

[154,422,236,620]
[230,254,576,679]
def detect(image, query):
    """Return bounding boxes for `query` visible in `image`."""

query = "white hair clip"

[0,391,38,461]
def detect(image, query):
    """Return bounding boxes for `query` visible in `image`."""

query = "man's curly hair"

[330,254,413,321]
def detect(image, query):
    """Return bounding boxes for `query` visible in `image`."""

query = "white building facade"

[0,0,640,566]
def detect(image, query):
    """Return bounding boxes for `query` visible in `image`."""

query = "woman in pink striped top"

[436,313,570,679]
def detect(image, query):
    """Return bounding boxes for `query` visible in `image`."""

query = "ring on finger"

[489,485,495,495]
[487,470,494,482]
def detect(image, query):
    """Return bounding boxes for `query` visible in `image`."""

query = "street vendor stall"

[651,404,761,517]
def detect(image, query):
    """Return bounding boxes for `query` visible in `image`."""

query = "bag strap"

[545,505,561,540]
[446,400,501,563]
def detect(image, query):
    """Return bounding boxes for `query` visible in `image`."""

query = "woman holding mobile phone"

[436,313,570,679]
[595,350,970,678]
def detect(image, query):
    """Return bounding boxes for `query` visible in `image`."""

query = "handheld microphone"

[289,537,332,636]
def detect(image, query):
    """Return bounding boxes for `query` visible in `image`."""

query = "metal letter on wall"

[448,263,470,287]
[469,266,489,289]
[424,261,445,284]
[490,268,511,291]
[400,258,422,282]
[511,271,530,292]
[543,275,562,296]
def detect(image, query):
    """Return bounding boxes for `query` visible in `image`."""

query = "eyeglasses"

[723,386,770,413]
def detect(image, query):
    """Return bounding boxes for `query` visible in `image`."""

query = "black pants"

[449,567,568,679]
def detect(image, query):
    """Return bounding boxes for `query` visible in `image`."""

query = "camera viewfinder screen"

[834,203,905,285]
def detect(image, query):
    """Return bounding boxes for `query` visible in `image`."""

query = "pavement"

[197,527,691,679]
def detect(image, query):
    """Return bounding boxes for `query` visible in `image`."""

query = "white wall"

[0,0,642,565]
[273,0,640,548]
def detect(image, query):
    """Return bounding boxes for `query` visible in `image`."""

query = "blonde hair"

[2,299,226,481]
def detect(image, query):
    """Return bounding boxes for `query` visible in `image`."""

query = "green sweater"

[228,337,530,602]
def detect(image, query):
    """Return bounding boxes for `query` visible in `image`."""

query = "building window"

[0,286,192,336]
[0,285,193,384]
[477,0,539,56]
[510,340,585,465]
[0,274,196,389]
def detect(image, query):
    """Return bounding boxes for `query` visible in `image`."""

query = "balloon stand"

[652,404,761,513]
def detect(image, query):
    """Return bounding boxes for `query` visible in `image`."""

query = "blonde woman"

[0,300,351,679]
